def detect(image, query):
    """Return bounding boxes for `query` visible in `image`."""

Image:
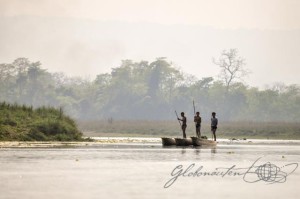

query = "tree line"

[0,51,299,122]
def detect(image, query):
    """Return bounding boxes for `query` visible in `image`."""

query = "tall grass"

[0,102,83,141]
[79,120,300,139]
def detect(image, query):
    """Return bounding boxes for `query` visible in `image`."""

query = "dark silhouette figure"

[194,111,202,138]
[211,112,218,141]
[178,112,187,138]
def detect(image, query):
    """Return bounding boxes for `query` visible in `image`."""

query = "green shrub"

[27,129,48,141]
[2,118,17,126]
[0,102,83,141]
[31,120,80,135]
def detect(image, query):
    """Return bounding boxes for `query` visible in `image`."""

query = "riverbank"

[79,120,300,140]
[1,137,300,148]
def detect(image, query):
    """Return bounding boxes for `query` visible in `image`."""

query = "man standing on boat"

[194,112,202,138]
[211,112,218,141]
[178,112,187,138]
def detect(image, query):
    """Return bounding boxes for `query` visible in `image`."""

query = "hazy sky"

[1,0,300,30]
[1,0,300,87]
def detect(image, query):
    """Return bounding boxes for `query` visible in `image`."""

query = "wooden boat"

[175,138,193,146]
[191,136,217,146]
[161,137,176,146]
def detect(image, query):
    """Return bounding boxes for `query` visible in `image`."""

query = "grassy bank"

[0,102,83,141]
[79,120,300,139]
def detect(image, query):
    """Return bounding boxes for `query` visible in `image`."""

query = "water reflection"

[194,148,201,155]
[192,146,217,154]
[211,147,217,154]
[181,148,186,154]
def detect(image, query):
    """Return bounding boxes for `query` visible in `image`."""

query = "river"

[0,139,299,199]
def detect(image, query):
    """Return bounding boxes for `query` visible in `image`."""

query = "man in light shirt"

[211,112,218,141]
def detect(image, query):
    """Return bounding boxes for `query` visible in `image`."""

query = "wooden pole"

[193,100,196,115]
[175,110,181,127]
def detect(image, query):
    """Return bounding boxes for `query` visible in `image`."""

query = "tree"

[0,63,16,101]
[0,57,300,121]
[213,49,249,91]
[148,58,183,102]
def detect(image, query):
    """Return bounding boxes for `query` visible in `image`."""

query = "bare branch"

[213,49,250,91]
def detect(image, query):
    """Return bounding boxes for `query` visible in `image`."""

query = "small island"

[0,102,83,141]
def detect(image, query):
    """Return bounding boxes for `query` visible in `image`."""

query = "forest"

[0,52,299,122]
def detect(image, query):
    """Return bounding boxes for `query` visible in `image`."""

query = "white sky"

[1,0,299,30]
[1,0,300,87]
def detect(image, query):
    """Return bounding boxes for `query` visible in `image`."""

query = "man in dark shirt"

[178,112,187,138]
[194,112,202,138]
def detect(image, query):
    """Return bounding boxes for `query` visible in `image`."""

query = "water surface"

[0,141,299,199]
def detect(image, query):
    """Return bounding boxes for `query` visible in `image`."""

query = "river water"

[0,140,299,199]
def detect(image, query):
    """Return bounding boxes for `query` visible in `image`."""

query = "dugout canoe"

[191,136,217,146]
[175,138,193,146]
[161,137,176,146]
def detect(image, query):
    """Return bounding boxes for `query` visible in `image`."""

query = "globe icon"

[255,162,280,182]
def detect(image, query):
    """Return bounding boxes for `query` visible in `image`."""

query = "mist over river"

[0,139,299,199]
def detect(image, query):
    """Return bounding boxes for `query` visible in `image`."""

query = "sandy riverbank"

[1,137,300,148]
[0,137,160,148]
